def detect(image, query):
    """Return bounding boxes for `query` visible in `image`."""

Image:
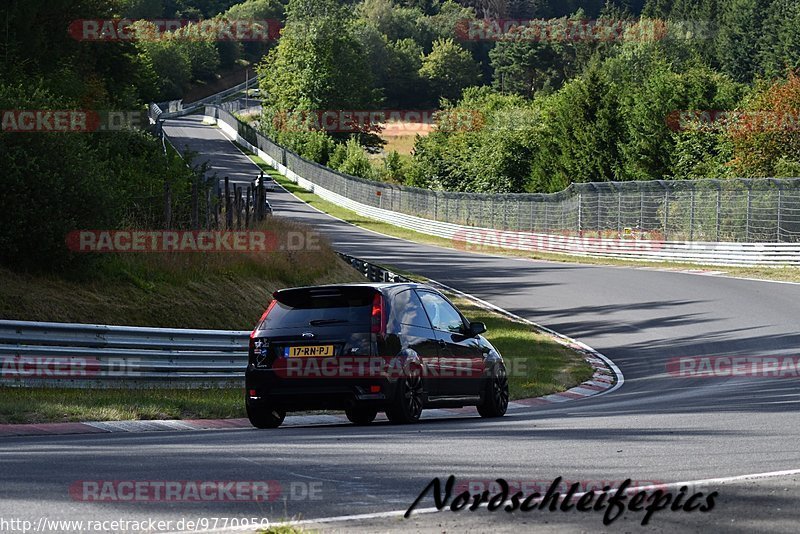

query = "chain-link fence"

[212,106,800,243]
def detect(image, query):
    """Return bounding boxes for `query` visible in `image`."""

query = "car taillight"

[371,292,386,336]
[251,299,277,339]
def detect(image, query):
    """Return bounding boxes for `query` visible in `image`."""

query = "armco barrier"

[0,320,249,388]
[203,107,800,267]
[0,256,411,388]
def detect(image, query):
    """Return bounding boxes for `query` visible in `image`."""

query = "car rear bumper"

[246,369,395,411]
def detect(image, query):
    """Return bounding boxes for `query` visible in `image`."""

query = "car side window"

[391,289,432,329]
[417,291,465,334]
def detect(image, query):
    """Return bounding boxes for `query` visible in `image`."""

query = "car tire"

[345,407,378,425]
[477,364,509,418]
[386,367,424,424]
[246,402,286,429]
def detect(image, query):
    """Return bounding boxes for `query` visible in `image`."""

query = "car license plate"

[284,345,334,357]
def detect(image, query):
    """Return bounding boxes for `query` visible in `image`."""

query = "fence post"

[206,188,212,230]
[163,180,172,230]
[577,192,582,236]
[689,183,695,241]
[616,186,622,238]
[235,185,242,229]
[660,181,669,241]
[245,185,251,228]
[530,198,535,232]
[745,180,752,242]
[639,184,645,233]
[716,182,721,241]
[777,181,783,242]
[191,178,199,229]
[257,173,264,221]
[544,201,549,233]
[595,186,602,238]
[224,177,232,229]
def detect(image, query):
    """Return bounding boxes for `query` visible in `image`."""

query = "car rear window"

[259,287,376,329]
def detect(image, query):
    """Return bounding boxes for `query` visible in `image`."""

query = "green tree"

[419,38,480,104]
[715,0,770,83]
[258,0,377,112]
[757,0,800,80]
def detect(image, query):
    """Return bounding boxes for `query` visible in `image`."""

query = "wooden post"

[224,177,232,229]
[191,178,199,229]
[245,185,252,228]
[205,187,212,230]
[259,173,265,221]
[163,181,172,229]
[215,189,221,229]
[235,185,242,229]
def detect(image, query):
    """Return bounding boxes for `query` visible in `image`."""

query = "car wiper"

[308,319,349,326]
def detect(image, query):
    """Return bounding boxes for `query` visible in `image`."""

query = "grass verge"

[0,388,243,425]
[237,146,800,283]
[0,218,362,330]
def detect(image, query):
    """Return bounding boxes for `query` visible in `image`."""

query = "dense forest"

[253,0,800,193]
[2,0,800,270]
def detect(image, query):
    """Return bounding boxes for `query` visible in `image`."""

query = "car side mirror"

[469,322,487,337]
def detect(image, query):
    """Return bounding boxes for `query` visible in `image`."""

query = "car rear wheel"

[386,368,424,424]
[477,364,509,418]
[345,407,378,425]
[246,402,286,429]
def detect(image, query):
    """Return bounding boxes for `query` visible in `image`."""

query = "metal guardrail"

[0,320,250,388]
[336,253,410,283]
[152,76,260,121]
[0,256,411,388]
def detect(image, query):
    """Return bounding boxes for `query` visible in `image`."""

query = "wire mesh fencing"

[211,106,800,243]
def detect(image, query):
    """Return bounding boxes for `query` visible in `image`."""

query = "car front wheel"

[477,364,509,418]
[386,368,423,424]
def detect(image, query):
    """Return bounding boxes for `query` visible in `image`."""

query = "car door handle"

[437,339,447,347]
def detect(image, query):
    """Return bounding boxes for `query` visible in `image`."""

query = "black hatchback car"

[245,283,509,428]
